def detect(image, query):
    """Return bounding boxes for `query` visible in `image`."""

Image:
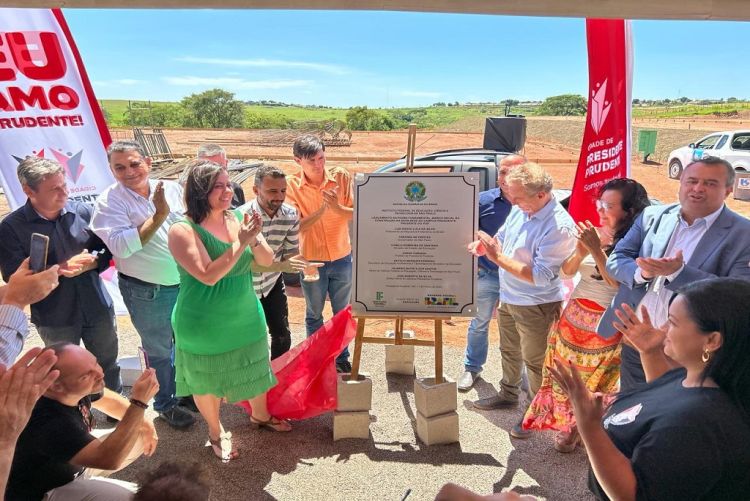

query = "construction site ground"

[4,116,750,499]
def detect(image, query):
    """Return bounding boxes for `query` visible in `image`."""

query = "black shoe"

[336,360,352,373]
[178,396,199,413]
[158,406,196,429]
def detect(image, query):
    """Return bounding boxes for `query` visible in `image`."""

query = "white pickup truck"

[667,130,750,179]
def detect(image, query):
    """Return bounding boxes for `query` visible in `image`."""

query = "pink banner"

[568,19,633,223]
[0,8,113,210]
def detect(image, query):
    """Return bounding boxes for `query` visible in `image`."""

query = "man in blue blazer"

[598,157,750,391]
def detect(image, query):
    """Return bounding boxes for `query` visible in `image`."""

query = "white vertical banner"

[0,8,113,210]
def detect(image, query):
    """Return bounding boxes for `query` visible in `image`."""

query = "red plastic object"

[237,305,357,420]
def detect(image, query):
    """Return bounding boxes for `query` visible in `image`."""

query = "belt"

[118,272,179,289]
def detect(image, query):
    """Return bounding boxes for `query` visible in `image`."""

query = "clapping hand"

[239,211,263,247]
[59,250,97,278]
[549,357,605,429]
[467,240,487,257]
[321,187,341,211]
[152,181,170,218]
[636,250,684,280]
[613,303,667,355]
[0,347,59,445]
[476,231,502,261]
[575,220,602,254]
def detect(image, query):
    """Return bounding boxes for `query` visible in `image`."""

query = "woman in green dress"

[168,160,291,462]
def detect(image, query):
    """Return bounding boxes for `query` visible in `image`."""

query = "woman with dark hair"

[523,178,650,452]
[168,160,291,463]
[552,277,750,500]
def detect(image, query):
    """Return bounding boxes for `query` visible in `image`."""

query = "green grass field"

[99,99,750,129]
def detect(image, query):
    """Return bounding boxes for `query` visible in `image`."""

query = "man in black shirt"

[6,343,159,500]
[0,157,122,393]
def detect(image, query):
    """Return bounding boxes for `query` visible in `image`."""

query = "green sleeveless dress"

[171,210,276,403]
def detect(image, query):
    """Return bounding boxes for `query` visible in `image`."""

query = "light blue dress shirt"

[496,197,576,305]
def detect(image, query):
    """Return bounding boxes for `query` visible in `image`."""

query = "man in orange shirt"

[286,135,354,373]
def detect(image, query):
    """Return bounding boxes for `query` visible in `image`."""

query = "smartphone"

[29,233,49,273]
[137,347,150,371]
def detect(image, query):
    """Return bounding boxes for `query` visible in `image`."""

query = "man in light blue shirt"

[472,162,576,439]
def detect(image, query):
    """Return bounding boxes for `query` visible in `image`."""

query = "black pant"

[259,275,292,359]
[619,344,647,393]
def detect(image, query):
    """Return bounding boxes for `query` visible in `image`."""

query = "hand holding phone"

[137,347,150,372]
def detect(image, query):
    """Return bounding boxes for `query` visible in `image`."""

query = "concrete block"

[385,344,415,375]
[333,411,370,441]
[385,329,415,339]
[337,373,373,412]
[416,410,459,445]
[414,377,457,418]
[118,356,140,387]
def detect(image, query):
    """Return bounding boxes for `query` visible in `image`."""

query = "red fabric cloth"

[237,305,356,420]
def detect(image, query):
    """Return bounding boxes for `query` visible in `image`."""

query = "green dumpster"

[637,129,658,162]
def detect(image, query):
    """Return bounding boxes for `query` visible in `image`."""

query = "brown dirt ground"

[4,119,749,352]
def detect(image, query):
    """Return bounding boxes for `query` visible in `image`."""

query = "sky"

[60,9,750,108]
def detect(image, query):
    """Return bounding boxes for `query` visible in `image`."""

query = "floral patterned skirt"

[522,298,621,433]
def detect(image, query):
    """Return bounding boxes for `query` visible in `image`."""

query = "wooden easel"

[349,124,448,383]
[349,316,445,384]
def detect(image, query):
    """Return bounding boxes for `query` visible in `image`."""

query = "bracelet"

[129,398,149,410]
[251,239,262,248]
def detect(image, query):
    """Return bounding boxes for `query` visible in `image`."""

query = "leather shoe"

[457,370,480,392]
[510,420,533,439]
[178,396,199,413]
[158,406,196,429]
[472,392,518,410]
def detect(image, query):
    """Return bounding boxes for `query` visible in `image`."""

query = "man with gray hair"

[240,165,308,359]
[458,154,526,391]
[0,157,121,393]
[196,143,245,208]
[91,141,194,429]
[472,162,576,439]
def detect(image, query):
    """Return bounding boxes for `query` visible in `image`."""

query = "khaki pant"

[43,430,143,501]
[498,301,562,399]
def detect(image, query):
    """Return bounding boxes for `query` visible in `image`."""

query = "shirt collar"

[299,168,334,188]
[678,204,724,229]
[527,196,556,221]
[23,199,69,222]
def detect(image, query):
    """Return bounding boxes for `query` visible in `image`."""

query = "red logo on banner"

[0,31,79,112]
[568,19,632,224]
[0,31,67,81]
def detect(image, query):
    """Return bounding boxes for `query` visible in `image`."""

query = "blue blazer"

[598,203,750,338]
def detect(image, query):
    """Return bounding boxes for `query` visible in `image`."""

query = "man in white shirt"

[599,157,750,390]
[91,141,194,429]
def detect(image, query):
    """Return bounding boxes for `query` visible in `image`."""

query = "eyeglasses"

[596,200,615,210]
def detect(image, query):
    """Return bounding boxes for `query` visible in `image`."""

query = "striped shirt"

[285,166,353,262]
[242,199,300,298]
[0,304,28,366]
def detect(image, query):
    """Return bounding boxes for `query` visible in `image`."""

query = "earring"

[701,349,711,363]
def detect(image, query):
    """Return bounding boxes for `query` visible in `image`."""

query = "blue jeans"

[463,268,500,373]
[118,275,179,412]
[37,310,123,394]
[300,254,352,363]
